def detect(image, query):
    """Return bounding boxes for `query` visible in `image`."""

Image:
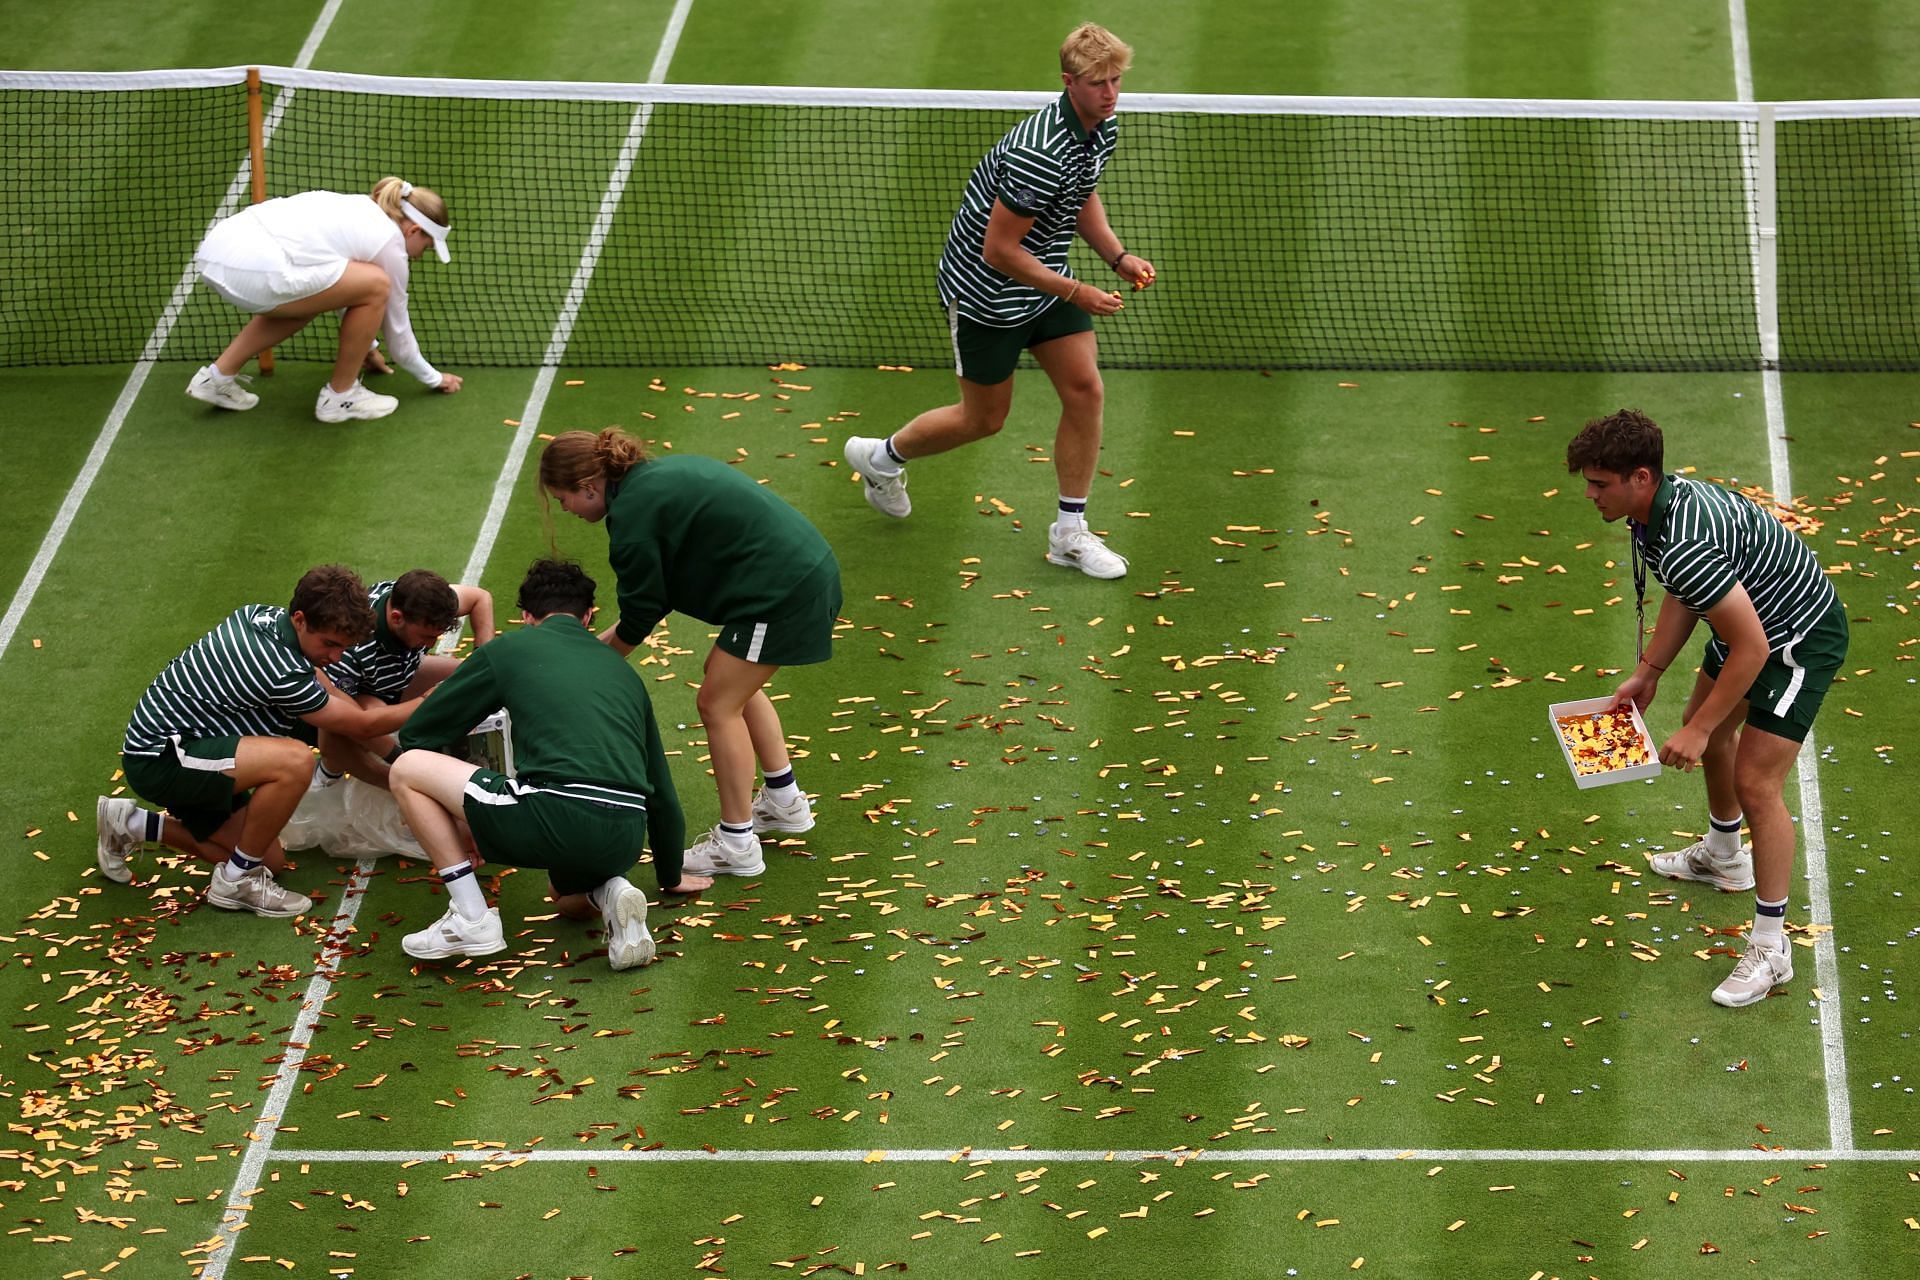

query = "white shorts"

[194,209,346,314]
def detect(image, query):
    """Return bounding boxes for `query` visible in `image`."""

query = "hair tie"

[399,181,414,197]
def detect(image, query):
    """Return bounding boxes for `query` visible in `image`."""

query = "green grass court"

[2,2,1918,1276]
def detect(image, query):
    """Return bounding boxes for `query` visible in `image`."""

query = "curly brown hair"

[289,565,375,641]
[1566,408,1664,478]
[390,569,458,632]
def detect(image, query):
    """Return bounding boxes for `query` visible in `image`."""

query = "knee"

[959,407,1010,440]
[1062,374,1105,415]
[263,739,317,785]
[695,684,738,724]
[1734,772,1778,818]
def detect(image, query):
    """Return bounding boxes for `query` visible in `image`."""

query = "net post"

[1754,103,1780,369]
[247,67,274,376]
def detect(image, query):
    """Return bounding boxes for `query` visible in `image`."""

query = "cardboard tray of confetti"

[1549,696,1662,789]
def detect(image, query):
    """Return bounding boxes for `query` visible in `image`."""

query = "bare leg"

[888,376,1015,460]
[211,262,391,391]
[230,736,316,861]
[318,729,396,789]
[1734,728,1803,903]
[1679,671,1747,825]
[1029,331,1105,499]
[696,648,781,826]
[388,751,483,873]
[743,690,791,777]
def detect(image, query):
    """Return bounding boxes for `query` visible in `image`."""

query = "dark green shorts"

[715,553,842,667]
[949,298,1093,385]
[121,737,247,842]
[1702,599,1849,743]
[461,769,650,896]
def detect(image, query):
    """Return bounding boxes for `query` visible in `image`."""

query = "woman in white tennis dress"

[188,176,463,423]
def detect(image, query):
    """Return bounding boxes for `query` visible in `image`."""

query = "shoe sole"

[402,931,507,959]
[752,814,816,834]
[1046,550,1128,580]
[607,887,656,970]
[96,797,134,884]
[686,854,769,877]
[1711,962,1792,1007]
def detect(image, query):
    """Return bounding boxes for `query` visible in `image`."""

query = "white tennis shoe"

[844,436,910,518]
[186,365,259,411]
[315,381,399,423]
[402,905,505,959]
[96,795,139,884]
[682,826,767,878]
[597,880,656,971]
[1647,839,1754,892]
[1711,937,1793,1007]
[1047,523,1129,579]
[205,866,312,918]
[751,787,815,834]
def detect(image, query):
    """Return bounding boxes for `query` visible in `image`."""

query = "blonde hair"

[1060,22,1132,80]
[538,427,651,546]
[369,175,449,229]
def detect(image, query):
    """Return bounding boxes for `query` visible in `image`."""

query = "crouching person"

[387,559,712,969]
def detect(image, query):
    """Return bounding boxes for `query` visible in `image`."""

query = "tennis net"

[4,67,1919,372]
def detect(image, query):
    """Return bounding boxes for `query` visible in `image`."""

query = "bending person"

[187,176,463,423]
[388,559,709,967]
[315,569,495,789]
[540,427,841,879]
[96,565,423,915]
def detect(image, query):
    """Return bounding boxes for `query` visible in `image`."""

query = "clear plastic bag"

[282,777,427,861]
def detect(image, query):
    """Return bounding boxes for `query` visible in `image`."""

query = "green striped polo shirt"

[325,580,427,704]
[604,454,836,648]
[936,92,1118,326]
[123,606,332,755]
[1637,475,1839,649]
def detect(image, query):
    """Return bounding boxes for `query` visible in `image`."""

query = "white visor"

[401,199,451,263]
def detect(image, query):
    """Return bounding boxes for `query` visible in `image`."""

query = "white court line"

[200,3,698,1269]
[1728,0,1853,1154]
[271,1145,1920,1166]
[0,11,350,671]
[198,865,375,1280]
[455,0,698,592]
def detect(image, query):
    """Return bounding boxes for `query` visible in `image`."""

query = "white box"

[1548,696,1662,789]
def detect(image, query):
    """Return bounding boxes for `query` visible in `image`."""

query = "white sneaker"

[1711,936,1793,1007]
[96,795,139,884]
[751,787,815,834]
[186,365,259,411]
[1647,839,1754,892]
[402,905,505,959]
[682,826,767,878]
[598,881,656,971]
[315,381,399,423]
[205,865,311,918]
[844,436,910,518]
[307,766,342,793]
[1047,523,1128,579]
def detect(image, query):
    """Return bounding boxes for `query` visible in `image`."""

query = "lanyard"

[1628,518,1649,664]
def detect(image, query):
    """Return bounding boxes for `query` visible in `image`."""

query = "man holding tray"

[1568,409,1848,1008]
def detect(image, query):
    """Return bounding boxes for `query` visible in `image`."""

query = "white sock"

[220,849,263,882]
[203,365,235,385]
[761,767,800,805]
[718,821,757,853]
[1751,898,1788,949]
[1056,497,1089,533]
[1705,812,1745,857]
[438,864,489,921]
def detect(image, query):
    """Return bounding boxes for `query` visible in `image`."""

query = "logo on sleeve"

[1008,187,1041,210]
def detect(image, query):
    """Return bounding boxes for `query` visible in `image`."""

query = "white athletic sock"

[220,849,262,882]
[438,863,488,921]
[868,435,906,476]
[1056,496,1089,533]
[718,821,757,853]
[762,767,800,804]
[1705,812,1745,857]
[203,365,235,385]
[1751,897,1788,949]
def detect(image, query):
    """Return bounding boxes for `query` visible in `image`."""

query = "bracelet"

[1065,281,1082,305]
[1644,658,1667,672]
[1108,249,1128,270]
